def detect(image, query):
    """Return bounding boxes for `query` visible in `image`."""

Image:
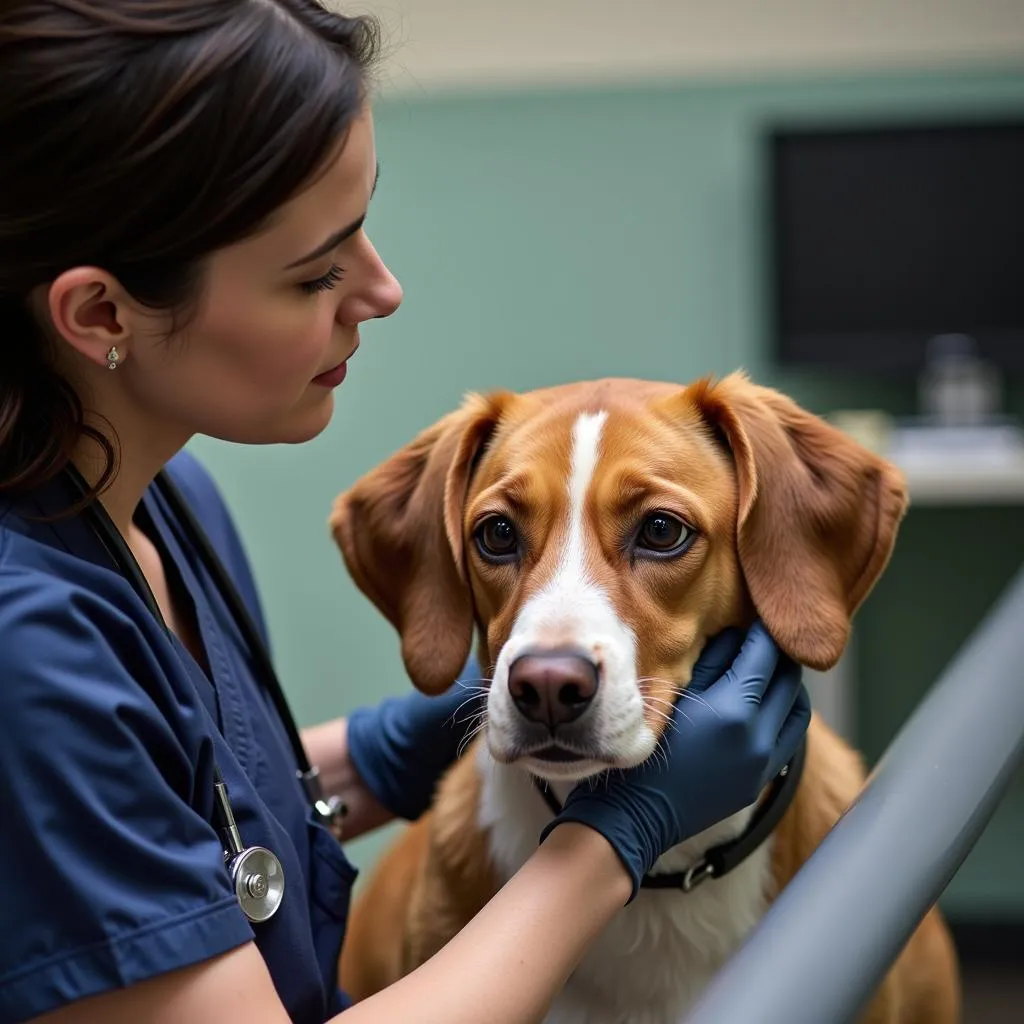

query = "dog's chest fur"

[476,748,774,1024]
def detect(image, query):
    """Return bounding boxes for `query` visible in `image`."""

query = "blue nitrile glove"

[539,621,810,901]
[345,657,488,821]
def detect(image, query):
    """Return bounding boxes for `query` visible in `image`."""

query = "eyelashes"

[299,263,345,295]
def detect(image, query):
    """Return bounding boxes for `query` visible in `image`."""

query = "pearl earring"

[106,346,120,371]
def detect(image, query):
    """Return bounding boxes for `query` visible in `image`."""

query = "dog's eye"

[474,515,519,562]
[635,512,694,558]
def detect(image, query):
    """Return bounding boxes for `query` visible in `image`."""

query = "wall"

[340,0,1024,95]
[189,60,1024,916]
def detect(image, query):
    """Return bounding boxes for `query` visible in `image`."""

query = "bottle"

[918,334,1000,427]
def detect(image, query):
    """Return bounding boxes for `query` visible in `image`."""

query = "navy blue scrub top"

[0,451,358,1024]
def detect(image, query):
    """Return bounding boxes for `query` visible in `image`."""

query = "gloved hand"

[539,621,810,901]
[345,658,487,820]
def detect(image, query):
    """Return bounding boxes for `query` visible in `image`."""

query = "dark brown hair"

[0,0,380,501]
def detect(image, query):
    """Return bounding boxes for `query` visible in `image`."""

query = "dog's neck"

[475,747,778,1023]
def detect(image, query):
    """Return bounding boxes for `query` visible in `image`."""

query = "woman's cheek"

[249,307,330,384]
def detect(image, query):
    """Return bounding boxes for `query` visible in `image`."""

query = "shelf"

[898,456,1024,505]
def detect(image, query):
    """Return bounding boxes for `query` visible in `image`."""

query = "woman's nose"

[345,238,403,323]
[370,260,403,320]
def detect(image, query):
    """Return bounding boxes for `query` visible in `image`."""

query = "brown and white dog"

[330,374,960,1024]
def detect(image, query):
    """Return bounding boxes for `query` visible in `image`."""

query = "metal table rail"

[683,563,1024,1024]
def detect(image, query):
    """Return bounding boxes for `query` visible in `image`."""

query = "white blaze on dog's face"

[332,375,908,785]
[484,410,643,779]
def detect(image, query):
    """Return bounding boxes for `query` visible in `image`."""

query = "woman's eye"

[634,512,694,558]
[474,515,519,563]
[299,263,344,295]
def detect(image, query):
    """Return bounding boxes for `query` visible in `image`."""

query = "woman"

[0,3,810,1023]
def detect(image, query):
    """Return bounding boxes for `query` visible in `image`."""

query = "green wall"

[190,62,1024,916]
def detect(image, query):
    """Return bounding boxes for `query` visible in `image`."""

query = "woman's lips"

[312,359,350,388]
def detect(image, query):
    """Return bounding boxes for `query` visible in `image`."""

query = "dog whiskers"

[637,676,716,716]
[456,719,489,759]
[670,689,716,715]
[454,710,488,736]
[454,678,493,694]
[452,694,487,718]
[648,730,673,772]
[642,703,680,733]
[642,694,685,732]
[445,676,494,732]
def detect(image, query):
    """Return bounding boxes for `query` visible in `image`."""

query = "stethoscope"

[66,465,347,925]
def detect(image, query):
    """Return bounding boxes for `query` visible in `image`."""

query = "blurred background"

[188,1,1024,1017]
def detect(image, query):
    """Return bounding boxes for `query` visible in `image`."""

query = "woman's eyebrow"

[284,215,365,270]
[282,162,381,270]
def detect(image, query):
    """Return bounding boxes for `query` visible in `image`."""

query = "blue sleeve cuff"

[0,897,253,1024]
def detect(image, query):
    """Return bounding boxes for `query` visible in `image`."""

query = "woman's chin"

[209,394,336,446]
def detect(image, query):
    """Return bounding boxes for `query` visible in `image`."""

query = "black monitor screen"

[768,117,1024,372]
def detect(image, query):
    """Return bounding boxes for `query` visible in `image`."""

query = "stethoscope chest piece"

[215,777,285,924]
[228,844,285,924]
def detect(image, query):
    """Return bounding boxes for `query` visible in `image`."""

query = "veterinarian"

[0,3,811,1023]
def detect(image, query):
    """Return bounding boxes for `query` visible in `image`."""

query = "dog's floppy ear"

[685,372,908,671]
[329,392,509,694]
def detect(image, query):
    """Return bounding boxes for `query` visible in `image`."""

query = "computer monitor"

[766,116,1024,376]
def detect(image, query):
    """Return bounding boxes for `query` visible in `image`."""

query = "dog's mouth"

[489,706,657,778]
[519,754,610,784]
[527,743,588,763]
[495,740,599,766]
[503,739,619,783]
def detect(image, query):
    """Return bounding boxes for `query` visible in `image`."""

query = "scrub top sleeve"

[0,574,254,1024]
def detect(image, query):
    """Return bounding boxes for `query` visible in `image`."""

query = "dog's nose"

[507,652,599,731]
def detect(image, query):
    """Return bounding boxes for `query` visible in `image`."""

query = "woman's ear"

[42,268,133,370]
[329,391,510,694]
[682,372,909,671]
